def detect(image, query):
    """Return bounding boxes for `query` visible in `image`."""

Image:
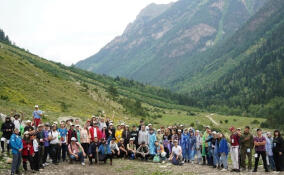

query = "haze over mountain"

[76,0,267,91]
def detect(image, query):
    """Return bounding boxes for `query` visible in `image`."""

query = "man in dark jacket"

[88,137,100,164]
[67,124,77,145]
[1,116,15,154]
[130,125,139,147]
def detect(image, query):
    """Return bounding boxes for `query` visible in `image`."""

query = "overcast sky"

[0,0,177,65]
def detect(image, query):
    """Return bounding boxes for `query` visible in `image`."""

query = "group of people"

[1,105,283,175]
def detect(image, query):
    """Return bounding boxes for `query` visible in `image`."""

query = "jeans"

[50,144,60,163]
[70,152,84,163]
[268,155,276,171]
[43,146,50,164]
[182,148,189,161]
[11,152,21,173]
[58,143,67,161]
[213,151,220,166]
[220,153,228,169]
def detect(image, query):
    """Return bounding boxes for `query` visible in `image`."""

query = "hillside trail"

[206,114,220,126]
[0,158,271,175]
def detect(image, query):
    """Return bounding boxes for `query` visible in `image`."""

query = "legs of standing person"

[33,151,39,171]
[260,151,268,171]
[240,148,246,169]
[43,146,49,164]
[38,145,44,168]
[268,155,276,171]
[231,146,239,170]
[196,149,202,164]
[11,153,19,174]
[81,143,89,158]
[220,153,228,169]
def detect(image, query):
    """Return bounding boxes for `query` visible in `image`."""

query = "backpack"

[153,155,160,163]
[172,156,180,165]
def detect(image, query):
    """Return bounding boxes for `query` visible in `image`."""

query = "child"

[32,134,39,171]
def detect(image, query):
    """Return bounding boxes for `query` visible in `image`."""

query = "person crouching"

[68,137,86,166]
[98,138,112,165]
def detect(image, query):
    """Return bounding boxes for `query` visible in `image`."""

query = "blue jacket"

[181,133,190,150]
[218,138,229,155]
[189,135,196,150]
[9,134,23,154]
[148,133,156,155]
[98,144,111,155]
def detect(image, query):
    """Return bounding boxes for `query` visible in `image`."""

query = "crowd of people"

[1,105,283,175]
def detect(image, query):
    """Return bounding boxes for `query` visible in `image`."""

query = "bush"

[260,122,269,128]
[0,95,9,101]
[224,120,228,124]
[190,122,195,127]
[219,120,223,124]
[233,119,237,122]
[251,119,260,125]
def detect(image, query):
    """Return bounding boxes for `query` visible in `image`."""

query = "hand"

[280,152,282,155]
[18,149,22,152]
[32,153,35,157]
[75,155,79,159]
[83,153,86,157]
[89,154,92,157]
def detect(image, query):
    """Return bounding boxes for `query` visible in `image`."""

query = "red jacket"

[89,126,102,141]
[22,139,34,156]
[67,129,77,145]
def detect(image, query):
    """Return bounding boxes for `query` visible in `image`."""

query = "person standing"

[138,125,148,145]
[130,125,139,148]
[32,105,43,129]
[240,126,254,171]
[266,132,276,171]
[218,133,229,172]
[10,128,23,175]
[195,130,202,164]
[181,129,190,162]
[1,116,15,154]
[89,122,102,142]
[22,131,34,172]
[229,127,241,172]
[36,124,45,169]
[253,128,269,172]
[272,130,284,172]
[48,124,60,165]
[67,123,77,145]
[80,124,90,157]
[58,122,68,162]
[43,123,50,166]
[148,129,157,158]
[13,113,23,135]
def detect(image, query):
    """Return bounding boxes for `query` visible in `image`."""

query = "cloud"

[0,0,177,65]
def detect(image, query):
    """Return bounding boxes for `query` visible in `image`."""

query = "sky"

[0,0,177,66]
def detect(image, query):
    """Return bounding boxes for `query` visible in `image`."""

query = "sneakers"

[81,162,85,166]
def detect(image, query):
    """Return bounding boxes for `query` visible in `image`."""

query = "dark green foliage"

[219,120,223,124]
[251,120,260,125]
[107,85,119,100]
[0,29,11,44]
[224,120,228,124]
[0,95,9,101]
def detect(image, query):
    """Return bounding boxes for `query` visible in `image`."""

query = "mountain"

[0,40,199,124]
[76,0,266,89]
[187,0,284,129]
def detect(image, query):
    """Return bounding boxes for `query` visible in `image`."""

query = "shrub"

[219,120,223,124]
[251,119,260,125]
[233,119,237,122]
[190,122,195,127]
[0,95,9,101]
[224,120,228,124]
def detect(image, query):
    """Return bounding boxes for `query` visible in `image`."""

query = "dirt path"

[1,159,271,175]
[206,114,219,126]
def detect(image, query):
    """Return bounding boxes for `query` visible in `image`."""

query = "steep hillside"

[76,0,266,87]
[187,0,284,129]
[0,40,199,124]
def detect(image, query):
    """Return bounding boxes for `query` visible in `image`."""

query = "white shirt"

[33,139,39,152]
[110,142,119,151]
[172,145,182,155]
[14,119,21,131]
[49,130,59,144]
